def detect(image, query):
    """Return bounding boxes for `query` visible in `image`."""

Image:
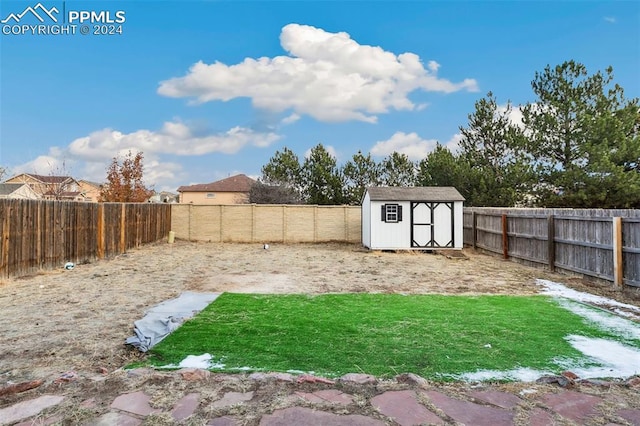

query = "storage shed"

[362,187,465,250]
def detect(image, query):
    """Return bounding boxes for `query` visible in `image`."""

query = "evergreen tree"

[301,144,345,204]
[458,92,533,206]
[380,152,416,187]
[260,147,303,200]
[342,151,381,204]
[522,61,640,207]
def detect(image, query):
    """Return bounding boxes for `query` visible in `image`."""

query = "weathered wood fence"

[171,204,361,243]
[0,199,171,279]
[463,208,640,288]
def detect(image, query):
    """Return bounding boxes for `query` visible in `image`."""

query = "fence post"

[282,205,286,243]
[314,206,318,243]
[251,204,256,243]
[502,214,509,259]
[547,215,555,272]
[344,206,348,241]
[187,204,192,241]
[219,205,224,242]
[97,204,105,259]
[120,204,126,253]
[1,202,10,278]
[613,217,623,288]
[36,201,42,269]
[472,211,477,249]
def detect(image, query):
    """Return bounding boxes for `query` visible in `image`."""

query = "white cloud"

[444,133,464,153]
[370,131,464,160]
[68,122,280,159]
[13,154,69,176]
[497,103,526,129]
[158,23,479,123]
[281,113,301,125]
[371,131,439,160]
[12,121,280,192]
[604,16,616,23]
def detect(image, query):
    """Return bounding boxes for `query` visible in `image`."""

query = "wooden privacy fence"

[463,208,640,288]
[171,204,361,243]
[0,199,171,279]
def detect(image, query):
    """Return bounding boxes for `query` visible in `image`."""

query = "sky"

[1,1,639,192]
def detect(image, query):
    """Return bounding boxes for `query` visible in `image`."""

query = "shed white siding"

[369,200,411,249]
[361,191,372,248]
[362,187,465,250]
[453,202,463,248]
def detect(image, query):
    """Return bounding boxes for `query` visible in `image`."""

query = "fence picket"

[463,208,640,288]
[0,199,170,279]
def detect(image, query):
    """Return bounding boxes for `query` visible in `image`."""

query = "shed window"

[381,204,402,223]
[206,193,216,198]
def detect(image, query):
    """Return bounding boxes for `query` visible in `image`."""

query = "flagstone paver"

[92,412,143,426]
[207,416,238,426]
[110,391,160,416]
[423,390,515,426]
[339,373,377,385]
[171,392,200,421]
[617,408,640,425]
[259,406,386,426]
[371,390,444,426]
[0,395,64,425]
[468,390,522,409]
[540,390,604,423]
[211,391,254,408]
[528,408,555,426]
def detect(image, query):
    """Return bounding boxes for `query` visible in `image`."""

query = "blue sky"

[1,1,638,192]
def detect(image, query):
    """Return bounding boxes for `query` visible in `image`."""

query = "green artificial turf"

[142,293,633,379]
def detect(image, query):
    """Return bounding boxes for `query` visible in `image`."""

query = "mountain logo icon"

[1,3,59,24]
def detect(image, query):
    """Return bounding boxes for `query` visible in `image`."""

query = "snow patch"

[536,279,640,320]
[449,335,640,382]
[448,281,640,382]
[556,299,640,340]
[451,367,554,382]
[179,353,216,369]
[561,335,640,378]
[159,353,226,370]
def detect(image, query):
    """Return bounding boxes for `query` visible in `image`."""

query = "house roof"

[0,183,28,195]
[366,186,465,202]
[13,173,73,184]
[78,180,103,188]
[177,174,256,193]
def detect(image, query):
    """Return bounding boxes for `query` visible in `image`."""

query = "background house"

[177,174,256,205]
[148,191,179,203]
[78,180,103,202]
[362,187,465,250]
[0,183,40,199]
[5,173,84,201]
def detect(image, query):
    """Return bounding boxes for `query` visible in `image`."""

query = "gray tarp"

[126,291,220,352]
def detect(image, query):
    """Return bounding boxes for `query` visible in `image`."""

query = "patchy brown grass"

[1,241,638,424]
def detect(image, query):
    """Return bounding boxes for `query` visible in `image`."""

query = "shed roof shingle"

[177,174,256,193]
[366,186,465,202]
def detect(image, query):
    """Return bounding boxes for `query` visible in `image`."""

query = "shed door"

[410,202,454,248]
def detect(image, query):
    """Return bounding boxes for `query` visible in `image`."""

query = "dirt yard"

[1,241,638,422]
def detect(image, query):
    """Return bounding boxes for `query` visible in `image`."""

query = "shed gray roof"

[366,186,465,202]
[0,183,27,195]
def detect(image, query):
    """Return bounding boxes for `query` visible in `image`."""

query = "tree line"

[254,60,640,208]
